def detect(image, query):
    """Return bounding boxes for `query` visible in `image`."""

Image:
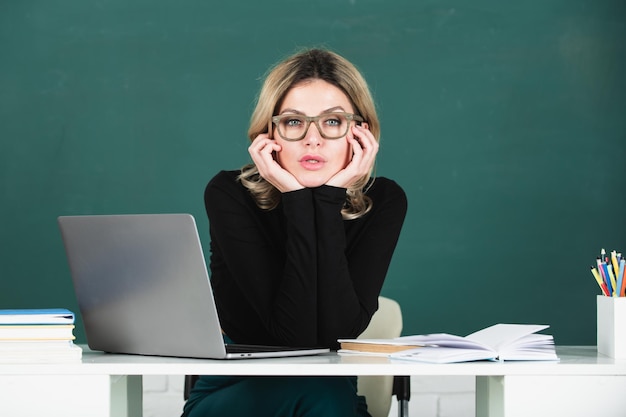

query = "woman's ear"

[362,122,369,130]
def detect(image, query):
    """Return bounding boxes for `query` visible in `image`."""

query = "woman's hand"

[326,124,379,189]
[248,134,304,193]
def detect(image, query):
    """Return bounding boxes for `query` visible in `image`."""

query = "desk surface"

[0,346,626,376]
[2,346,626,376]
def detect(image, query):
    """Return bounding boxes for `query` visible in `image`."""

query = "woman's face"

[273,79,354,188]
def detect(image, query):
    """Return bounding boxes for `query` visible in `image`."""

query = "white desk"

[1,346,625,417]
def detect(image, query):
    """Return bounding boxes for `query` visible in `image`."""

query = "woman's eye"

[285,118,303,127]
[324,117,343,127]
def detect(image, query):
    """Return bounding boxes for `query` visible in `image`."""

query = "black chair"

[393,376,411,417]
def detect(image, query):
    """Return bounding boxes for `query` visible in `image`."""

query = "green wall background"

[1,0,625,344]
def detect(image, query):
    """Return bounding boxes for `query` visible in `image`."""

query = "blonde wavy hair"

[239,48,380,220]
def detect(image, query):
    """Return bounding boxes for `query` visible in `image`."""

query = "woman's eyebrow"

[321,106,346,114]
[278,106,346,115]
[278,108,305,115]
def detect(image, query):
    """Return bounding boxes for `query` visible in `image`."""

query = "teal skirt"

[183,374,370,417]
[183,336,370,417]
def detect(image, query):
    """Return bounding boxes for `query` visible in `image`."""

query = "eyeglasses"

[270,112,364,142]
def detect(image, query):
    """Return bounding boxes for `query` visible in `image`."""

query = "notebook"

[57,213,330,359]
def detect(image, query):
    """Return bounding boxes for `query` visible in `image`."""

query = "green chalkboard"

[1,0,625,345]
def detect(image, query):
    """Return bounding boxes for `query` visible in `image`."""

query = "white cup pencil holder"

[597,295,626,359]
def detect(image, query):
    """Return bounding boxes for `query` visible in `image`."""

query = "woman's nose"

[303,122,322,146]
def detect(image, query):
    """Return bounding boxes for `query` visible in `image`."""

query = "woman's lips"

[299,155,326,170]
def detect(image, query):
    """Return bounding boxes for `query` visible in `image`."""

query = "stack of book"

[0,308,82,363]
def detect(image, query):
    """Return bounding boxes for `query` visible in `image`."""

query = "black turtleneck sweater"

[204,170,407,349]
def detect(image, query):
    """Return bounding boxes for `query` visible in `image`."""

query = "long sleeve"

[312,183,407,346]
[204,170,407,348]
[205,172,320,346]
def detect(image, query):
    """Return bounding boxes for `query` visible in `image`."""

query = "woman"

[183,48,407,417]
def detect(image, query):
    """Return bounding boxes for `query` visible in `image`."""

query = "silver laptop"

[58,213,329,359]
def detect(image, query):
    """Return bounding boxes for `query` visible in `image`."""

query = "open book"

[339,324,559,363]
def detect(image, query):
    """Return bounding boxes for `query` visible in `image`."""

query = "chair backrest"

[357,296,403,417]
[359,297,403,339]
